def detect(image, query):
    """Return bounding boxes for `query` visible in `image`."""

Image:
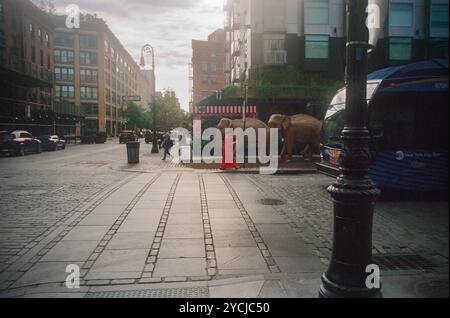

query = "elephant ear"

[282,116,291,131]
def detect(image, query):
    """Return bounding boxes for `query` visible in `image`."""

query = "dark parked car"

[0,130,42,156]
[119,131,138,144]
[38,135,66,151]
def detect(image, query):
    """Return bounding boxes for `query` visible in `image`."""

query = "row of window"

[55,85,98,100]
[300,1,448,29]
[29,23,51,48]
[30,46,51,69]
[201,75,218,85]
[54,68,98,82]
[261,35,416,62]
[200,62,218,73]
[54,50,98,66]
[54,32,97,48]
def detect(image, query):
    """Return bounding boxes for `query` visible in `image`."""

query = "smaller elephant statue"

[217,118,270,155]
[268,114,322,162]
[217,118,269,138]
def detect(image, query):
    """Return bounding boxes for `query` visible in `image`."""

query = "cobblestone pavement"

[245,174,449,263]
[0,141,448,298]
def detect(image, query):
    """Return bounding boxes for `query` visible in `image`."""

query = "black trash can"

[126,141,140,164]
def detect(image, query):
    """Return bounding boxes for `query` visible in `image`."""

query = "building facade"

[191,29,226,111]
[53,14,149,135]
[0,0,57,135]
[224,0,449,85]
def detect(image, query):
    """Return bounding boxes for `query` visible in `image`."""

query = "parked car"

[38,135,66,151]
[119,131,138,144]
[0,130,42,156]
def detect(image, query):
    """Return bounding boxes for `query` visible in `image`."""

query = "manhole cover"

[257,198,285,206]
[415,280,449,298]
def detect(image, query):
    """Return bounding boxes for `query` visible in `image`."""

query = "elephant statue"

[268,114,322,161]
[217,118,268,135]
[217,118,269,154]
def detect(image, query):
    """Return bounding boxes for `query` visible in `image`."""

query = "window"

[264,38,285,51]
[20,132,33,138]
[46,33,50,48]
[305,0,329,25]
[80,52,97,65]
[431,3,449,28]
[80,69,98,83]
[202,75,209,84]
[54,49,74,64]
[29,23,34,38]
[47,55,51,69]
[80,34,97,48]
[82,103,99,116]
[390,3,413,28]
[55,85,75,98]
[40,49,44,66]
[80,86,98,99]
[38,29,43,43]
[201,62,208,72]
[210,64,217,72]
[390,37,412,60]
[210,76,217,85]
[55,67,74,81]
[305,35,329,59]
[54,32,73,46]
[264,51,287,65]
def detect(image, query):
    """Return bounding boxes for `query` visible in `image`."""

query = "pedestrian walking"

[162,133,173,161]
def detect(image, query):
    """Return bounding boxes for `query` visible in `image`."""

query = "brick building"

[191,29,226,112]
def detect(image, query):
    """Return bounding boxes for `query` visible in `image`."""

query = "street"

[0,140,448,298]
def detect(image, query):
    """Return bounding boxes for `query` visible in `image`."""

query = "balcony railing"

[264,50,287,65]
[0,54,54,87]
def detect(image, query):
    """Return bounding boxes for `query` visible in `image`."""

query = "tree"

[32,0,56,14]
[150,90,191,133]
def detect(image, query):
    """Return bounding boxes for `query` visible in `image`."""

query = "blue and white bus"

[318,59,449,192]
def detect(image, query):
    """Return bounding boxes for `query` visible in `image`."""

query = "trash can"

[126,141,140,164]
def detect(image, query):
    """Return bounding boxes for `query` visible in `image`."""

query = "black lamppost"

[140,44,159,154]
[319,0,381,298]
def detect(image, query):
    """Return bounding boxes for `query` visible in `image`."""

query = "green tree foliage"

[226,66,344,104]
[125,91,191,132]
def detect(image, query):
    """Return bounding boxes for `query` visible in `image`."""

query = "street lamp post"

[319,0,381,298]
[140,44,159,154]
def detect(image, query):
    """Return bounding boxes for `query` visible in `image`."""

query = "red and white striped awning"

[194,105,257,115]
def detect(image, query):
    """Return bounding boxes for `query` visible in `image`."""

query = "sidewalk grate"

[373,254,437,271]
[85,287,209,298]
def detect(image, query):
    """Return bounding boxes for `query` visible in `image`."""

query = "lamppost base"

[319,274,382,299]
[151,141,159,154]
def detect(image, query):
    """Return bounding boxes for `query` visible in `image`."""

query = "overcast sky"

[53,0,225,110]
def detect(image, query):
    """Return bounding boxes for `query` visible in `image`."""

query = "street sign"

[122,96,141,102]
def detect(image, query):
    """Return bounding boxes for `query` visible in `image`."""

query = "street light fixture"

[319,0,382,298]
[140,44,159,154]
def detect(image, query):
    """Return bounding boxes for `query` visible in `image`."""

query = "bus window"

[369,92,449,150]
[322,104,345,147]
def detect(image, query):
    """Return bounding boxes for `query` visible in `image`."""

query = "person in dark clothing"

[162,133,173,160]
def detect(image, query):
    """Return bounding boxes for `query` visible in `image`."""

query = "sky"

[52,0,225,110]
